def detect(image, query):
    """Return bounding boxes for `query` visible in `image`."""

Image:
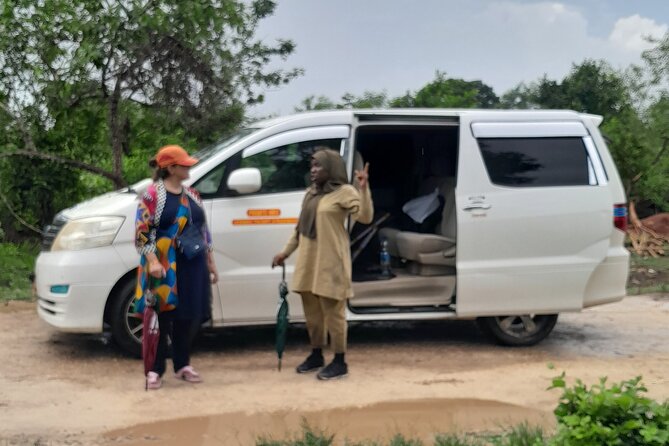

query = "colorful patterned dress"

[134,180,213,319]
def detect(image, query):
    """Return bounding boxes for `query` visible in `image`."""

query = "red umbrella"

[142,285,160,390]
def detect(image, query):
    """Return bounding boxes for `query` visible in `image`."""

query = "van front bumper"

[35,247,128,333]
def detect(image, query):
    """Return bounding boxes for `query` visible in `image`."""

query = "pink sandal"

[146,372,162,390]
[175,365,202,383]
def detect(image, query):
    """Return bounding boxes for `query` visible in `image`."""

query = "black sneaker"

[317,360,348,380]
[296,352,324,374]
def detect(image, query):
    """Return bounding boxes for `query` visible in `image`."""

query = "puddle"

[105,398,554,445]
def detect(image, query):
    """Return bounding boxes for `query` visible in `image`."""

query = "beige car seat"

[395,177,456,275]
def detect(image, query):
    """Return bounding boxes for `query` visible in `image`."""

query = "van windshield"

[192,128,259,163]
[125,128,259,194]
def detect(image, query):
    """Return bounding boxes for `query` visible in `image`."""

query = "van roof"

[250,109,602,129]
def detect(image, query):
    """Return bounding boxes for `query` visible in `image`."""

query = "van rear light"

[613,204,627,232]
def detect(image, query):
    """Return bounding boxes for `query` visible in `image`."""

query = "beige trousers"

[300,292,347,353]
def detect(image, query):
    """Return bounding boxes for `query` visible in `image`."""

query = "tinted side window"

[477,137,590,187]
[241,138,341,194]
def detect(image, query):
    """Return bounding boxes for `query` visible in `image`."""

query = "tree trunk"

[107,82,127,189]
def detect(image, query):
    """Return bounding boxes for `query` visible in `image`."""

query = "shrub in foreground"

[549,373,669,445]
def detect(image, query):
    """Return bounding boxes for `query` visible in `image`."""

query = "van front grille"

[41,214,68,251]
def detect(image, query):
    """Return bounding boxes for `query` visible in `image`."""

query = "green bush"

[0,242,39,302]
[549,373,669,445]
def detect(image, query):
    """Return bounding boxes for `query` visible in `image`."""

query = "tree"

[500,82,536,109]
[1,0,300,186]
[341,91,389,109]
[0,0,300,238]
[294,73,500,111]
[294,95,337,112]
[397,72,499,109]
[642,31,669,90]
[294,90,389,112]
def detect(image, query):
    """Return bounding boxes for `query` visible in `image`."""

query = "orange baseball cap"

[155,145,198,168]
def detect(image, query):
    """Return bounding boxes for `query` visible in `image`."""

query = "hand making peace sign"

[355,162,370,190]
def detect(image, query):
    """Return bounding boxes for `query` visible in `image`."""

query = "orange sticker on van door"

[232,218,298,226]
[233,209,296,225]
[247,209,281,217]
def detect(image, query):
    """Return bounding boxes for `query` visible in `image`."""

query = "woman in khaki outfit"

[272,149,373,380]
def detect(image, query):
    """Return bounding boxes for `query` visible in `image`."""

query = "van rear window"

[477,137,590,187]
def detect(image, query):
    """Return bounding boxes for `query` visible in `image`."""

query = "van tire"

[110,279,142,357]
[476,314,558,346]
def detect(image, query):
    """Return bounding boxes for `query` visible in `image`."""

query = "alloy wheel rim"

[124,295,143,344]
[495,315,539,338]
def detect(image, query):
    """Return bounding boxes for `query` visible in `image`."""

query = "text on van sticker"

[247,209,281,217]
[232,218,298,226]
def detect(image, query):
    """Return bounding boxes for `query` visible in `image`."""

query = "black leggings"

[152,312,198,376]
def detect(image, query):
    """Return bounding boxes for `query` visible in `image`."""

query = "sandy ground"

[1,294,669,445]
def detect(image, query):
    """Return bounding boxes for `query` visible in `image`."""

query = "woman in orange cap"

[134,145,218,390]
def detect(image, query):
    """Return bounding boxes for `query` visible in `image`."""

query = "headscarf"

[297,149,348,239]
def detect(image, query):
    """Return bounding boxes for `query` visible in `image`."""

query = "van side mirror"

[227,168,262,194]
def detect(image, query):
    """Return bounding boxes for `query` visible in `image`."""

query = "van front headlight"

[51,216,125,251]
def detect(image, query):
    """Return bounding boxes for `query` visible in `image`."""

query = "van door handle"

[463,203,491,211]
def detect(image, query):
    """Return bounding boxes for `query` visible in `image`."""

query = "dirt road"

[2,295,669,445]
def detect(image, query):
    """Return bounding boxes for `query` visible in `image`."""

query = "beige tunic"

[282,185,373,300]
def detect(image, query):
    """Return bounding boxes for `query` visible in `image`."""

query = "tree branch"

[0,188,44,235]
[0,150,125,185]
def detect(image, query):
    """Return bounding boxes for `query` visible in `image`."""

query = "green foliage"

[342,91,390,109]
[295,90,390,112]
[549,373,669,445]
[0,0,300,240]
[295,72,499,112]
[642,32,669,90]
[500,60,631,114]
[405,72,499,109]
[387,435,424,446]
[486,423,546,446]
[295,96,338,112]
[433,435,483,446]
[0,242,39,302]
[256,426,548,446]
[256,422,334,446]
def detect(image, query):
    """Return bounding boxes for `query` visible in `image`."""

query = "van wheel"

[477,314,558,346]
[110,280,143,357]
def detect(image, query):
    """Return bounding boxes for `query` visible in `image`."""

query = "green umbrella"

[275,264,289,371]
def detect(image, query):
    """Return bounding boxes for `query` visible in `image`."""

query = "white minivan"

[35,109,629,355]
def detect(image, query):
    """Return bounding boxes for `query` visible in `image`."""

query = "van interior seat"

[395,177,457,275]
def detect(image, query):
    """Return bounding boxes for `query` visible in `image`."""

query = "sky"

[248,0,669,118]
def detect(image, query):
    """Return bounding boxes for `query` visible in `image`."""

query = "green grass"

[627,250,669,295]
[630,251,669,269]
[256,424,548,446]
[0,242,39,302]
